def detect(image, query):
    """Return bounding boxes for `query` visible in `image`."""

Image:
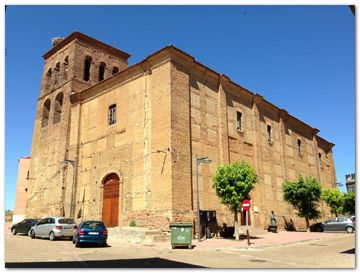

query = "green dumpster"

[170,222,193,249]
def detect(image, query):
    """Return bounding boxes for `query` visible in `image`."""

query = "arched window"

[83,56,92,81]
[297,139,302,155]
[99,62,106,82]
[63,56,69,80]
[42,99,51,127]
[53,92,64,124]
[46,68,52,92]
[54,62,61,86]
[112,66,119,75]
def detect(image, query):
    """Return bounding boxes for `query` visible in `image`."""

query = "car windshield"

[82,221,105,229]
[58,218,75,224]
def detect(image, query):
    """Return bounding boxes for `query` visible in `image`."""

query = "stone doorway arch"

[102,173,120,227]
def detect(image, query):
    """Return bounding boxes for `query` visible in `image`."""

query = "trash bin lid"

[169,222,193,227]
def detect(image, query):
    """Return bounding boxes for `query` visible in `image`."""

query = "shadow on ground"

[340,248,355,254]
[239,235,263,240]
[5,258,205,268]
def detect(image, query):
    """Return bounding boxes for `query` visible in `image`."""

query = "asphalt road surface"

[5,227,355,268]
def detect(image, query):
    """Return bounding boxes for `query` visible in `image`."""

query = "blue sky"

[5,5,355,210]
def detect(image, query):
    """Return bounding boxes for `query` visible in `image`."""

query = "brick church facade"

[24,31,336,231]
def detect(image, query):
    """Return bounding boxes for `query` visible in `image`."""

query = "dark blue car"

[72,220,108,247]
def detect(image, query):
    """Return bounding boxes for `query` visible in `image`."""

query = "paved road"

[5,227,355,268]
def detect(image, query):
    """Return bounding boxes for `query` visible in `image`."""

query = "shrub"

[129,220,136,227]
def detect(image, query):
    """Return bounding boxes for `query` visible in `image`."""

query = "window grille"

[108,104,116,126]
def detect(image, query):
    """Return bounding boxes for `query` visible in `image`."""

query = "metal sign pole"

[246,210,250,246]
[196,157,201,242]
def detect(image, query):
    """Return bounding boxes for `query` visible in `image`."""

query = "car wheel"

[315,226,323,232]
[49,232,56,241]
[346,226,354,233]
[27,230,32,237]
[30,230,35,239]
[11,228,17,235]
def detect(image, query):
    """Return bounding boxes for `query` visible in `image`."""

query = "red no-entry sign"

[241,199,251,211]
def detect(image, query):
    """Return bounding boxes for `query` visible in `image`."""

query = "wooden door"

[102,175,120,227]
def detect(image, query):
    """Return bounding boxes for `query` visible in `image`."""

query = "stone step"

[107,226,167,243]
[150,234,170,243]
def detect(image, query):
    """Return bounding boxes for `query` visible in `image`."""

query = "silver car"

[29,217,76,241]
[310,217,355,233]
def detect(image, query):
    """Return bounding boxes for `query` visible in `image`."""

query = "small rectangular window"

[236,111,242,131]
[318,153,323,167]
[108,104,116,126]
[267,125,272,144]
[297,139,302,155]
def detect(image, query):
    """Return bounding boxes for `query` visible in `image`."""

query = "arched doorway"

[102,173,120,227]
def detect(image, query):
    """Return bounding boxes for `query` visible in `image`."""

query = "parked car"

[72,220,108,247]
[29,217,76,241]
[11,219,38,236]
[310,217,355,233]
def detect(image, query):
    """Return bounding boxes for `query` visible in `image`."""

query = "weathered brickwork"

[13,157,30,224]
[26,32,130,218]
[25,32,336,232]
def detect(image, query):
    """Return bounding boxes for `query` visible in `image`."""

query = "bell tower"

[26,32,131,218]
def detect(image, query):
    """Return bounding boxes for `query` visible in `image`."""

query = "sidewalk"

[108,230,345,251]
[190,231,343,250]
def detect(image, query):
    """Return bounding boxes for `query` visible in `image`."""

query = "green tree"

[342,191,355,216]
[212,161,258,240]
[321,188,344,217]
[282,175,322,229]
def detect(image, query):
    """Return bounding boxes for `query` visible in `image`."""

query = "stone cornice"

[316,135,335,149]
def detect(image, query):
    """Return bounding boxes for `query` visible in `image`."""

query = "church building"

[24,31,336,231]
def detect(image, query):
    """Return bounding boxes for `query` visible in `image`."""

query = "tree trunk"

[305,217,310,232]
[234,212,240,240]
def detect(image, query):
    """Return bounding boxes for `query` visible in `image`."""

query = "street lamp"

[195,156,212,242]
[64,159,77,219]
